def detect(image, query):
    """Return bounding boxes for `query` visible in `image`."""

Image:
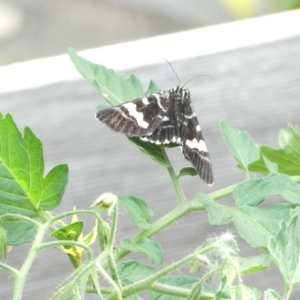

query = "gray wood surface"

[1,35,300,299]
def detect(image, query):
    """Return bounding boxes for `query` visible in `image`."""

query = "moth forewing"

[96,86,214,185]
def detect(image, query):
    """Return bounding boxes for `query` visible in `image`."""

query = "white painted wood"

[0,9,300,94]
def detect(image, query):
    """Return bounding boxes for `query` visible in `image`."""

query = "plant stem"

[96,262,123,300]
[107,203,118,252]
[106,203,122,289]
[160,147,187,205]
[209,183,237,200]
[283,284,292,300]
[0,262,19,277]
[13,223,46,300]
[167,165,187,205]
[148,282,190,297]
[36,241,93,260]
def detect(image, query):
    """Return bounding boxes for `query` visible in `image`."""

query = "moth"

[96,85,214,185]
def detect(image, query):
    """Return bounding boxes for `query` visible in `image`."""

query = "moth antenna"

[159,58,181,86]
[183,75,212,87]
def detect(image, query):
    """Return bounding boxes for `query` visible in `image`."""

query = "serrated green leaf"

[249,125,300,176]
[69,48,146,105]
[178,167,197,178]
[201,188,293,248]
[38,164,69,211]
[52,222,83,248]
[144,80,161,95]
[264,289,282,300]
[119,196,153,229]
[220,119,259,170]
[0,113,68,213]
[121,238,163,266]
[239,254,271,275]
[233,173,300,206]
[269,207,300,286]
[0,113,68,245]
[149,276,199,300]
[117,260,155,285]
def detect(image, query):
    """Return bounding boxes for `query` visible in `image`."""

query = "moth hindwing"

[96,86,213,185]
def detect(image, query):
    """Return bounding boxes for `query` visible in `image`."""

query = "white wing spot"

[196,125,201,132]
[185,138,207,152]
[123,102,149,129]
[142,97,149,105]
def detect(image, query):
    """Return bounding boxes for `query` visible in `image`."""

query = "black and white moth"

[96,85,213,185]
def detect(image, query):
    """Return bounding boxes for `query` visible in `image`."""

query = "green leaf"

[269,207,300,286]
[0,113,68,213]
[117,260,155,285]
[198,193,233,225]
[263,156,278,173]
[239,254,272,275]
[234,284,258,300]
[215,275,231,299]
[178,167,197,178]
[120,238,163,266]
[52,222,83,248]
[69,48,147,106]
[264,289,282,300]
[118,196,153,229]
[247,285,262,300]
[233,204,293,249]
[0,113,68,245]
[96,104,110,112]
[201,190,292,248]
[144,80,161,96]
[149,276,199,300]
[3,219,37,246]
[249,125,300,176]
[233,173,300,206]
[127,138,171,168]
[220,119,259,171]
[97,220,111,250]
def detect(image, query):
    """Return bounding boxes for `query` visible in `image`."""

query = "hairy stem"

[13,223,46,300]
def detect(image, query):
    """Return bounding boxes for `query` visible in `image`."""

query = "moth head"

[174,86,191,102]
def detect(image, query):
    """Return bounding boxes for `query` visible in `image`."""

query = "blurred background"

[1,0,300,65]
